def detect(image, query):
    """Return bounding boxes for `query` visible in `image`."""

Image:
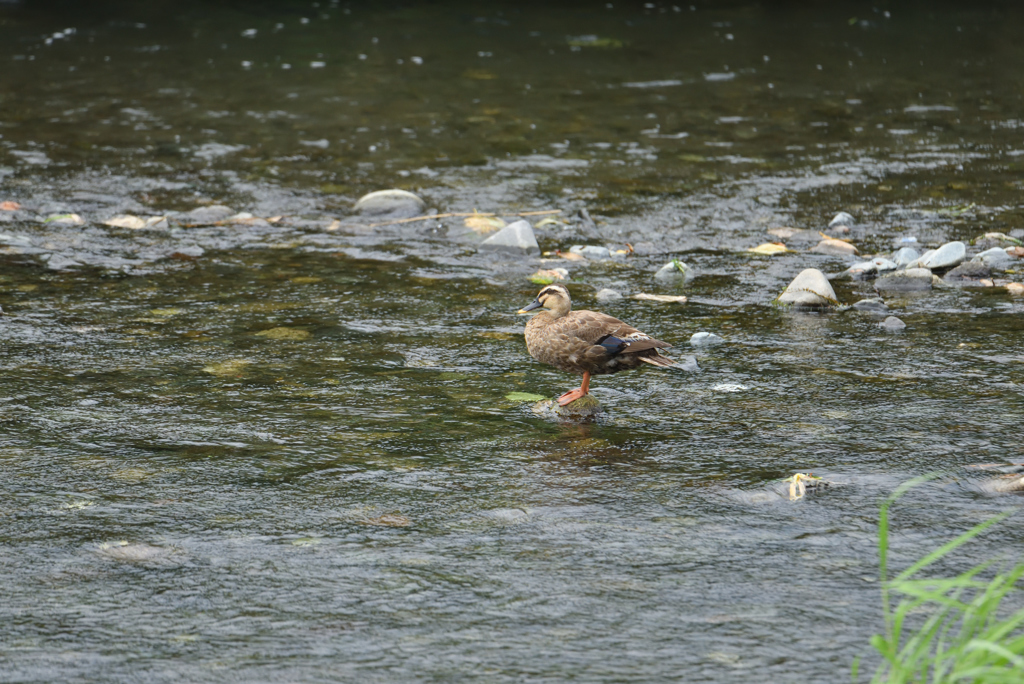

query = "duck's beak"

[517,299,542,314]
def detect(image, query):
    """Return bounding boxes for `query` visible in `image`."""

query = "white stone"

[689,332,724,346]
[595,288,623,303]
[777,268,838,307]
[479,220,539,255]
[353,189,426,217]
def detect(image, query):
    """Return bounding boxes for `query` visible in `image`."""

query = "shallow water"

[2,1,1024,682]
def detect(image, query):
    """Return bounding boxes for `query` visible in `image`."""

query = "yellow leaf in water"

[255,327,312,341]
[462,69,497,80]
[104,215,147,229]
[291,276,322,284]
[149,308,183,316]
[326,219,341,231]
[464,214,505,234]
[534,217,565,228]
[747,242,791,255]
[203,359,252,376]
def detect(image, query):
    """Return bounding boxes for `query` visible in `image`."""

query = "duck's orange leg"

[557,371,591,406]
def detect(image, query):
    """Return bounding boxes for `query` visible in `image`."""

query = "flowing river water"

[2,1,1024,681]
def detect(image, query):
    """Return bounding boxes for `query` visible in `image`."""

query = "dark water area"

[1,1,1024,682]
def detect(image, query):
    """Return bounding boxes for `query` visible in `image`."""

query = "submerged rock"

[353,189,426,217]
[777,268,838,308]
[880,316,906,330]
[689,332,724,346]
[1007,283,1024,296]
[653,259,692,283]
[186,205,234,224]
[479,219,540,255]
[852,297,889,314]
[595,288,623,303]
[875,268,933,292]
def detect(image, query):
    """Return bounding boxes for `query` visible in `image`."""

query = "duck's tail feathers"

[639,353,676,367]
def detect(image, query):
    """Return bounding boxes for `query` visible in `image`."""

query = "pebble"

[777,268,838,307]
[852,297,888,313]
[828,211,856,228]
[880,316,906,330]
[569,244,612,260]
[478,219,540,255]
[973,247,1016,271]
[875,268,933,292]
[892,247,921,268]
[653,259,692,283]
[915,241,966,271]
[689,332,724,347]
[810,238,858,256]
[352,189,426,217]
[595,288,623,303]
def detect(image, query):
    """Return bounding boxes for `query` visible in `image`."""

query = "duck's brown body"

[518,285,675,405]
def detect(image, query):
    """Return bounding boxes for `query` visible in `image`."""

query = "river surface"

[2,1,1024,682]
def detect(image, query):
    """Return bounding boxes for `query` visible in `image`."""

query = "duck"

[517,284,675,406]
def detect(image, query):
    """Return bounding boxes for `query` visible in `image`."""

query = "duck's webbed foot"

[557,388,587,406]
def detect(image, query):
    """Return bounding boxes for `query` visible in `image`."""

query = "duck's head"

[518,284,572,316]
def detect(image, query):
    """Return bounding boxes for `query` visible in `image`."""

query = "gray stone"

[828,211,856,228]
[916,241,966,271]
[845,261,878,279]
[654,259,692,283]
[689,332,724,347]
[478,220,539,255]
[777,268,838,307]
[853,297,889,313]
[186,205,234,224]
[569,244,612,260]
[880,316,906,330]
[595,288,623,303]
[875,268,933,292]
[974,247,1016,271]
[944,261,991,281]
[892,247,920,268]
[353,189,426,218]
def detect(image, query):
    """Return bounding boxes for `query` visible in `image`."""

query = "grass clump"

[858,475,1024,683]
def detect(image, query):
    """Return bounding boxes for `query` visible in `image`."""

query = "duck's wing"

[564,311,672,355]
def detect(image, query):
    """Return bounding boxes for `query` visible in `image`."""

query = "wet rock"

[1008,283,1024,296]
[43,254,82,270]
[673,355,700,372]
[595,288,623,303]
[352,189,425,217]
[43,213,85,226]
[532,395,602,419]
[569,244,612,260]
[845,260,879,280]
[875,268,933,292]
[478,219,540,255]
[973,232,1022,250]
[915,241,965,271]
[973,247,1016,271]
[853,297,888,314]
[777,268,838,308]
[944,261,991,282]
[169,245,204,259]
[828,211,856,228]
[689,332,724,347]
[0,232,33,248]
[97,541,177,564]
[871,257,898,272]
[892,247,920,268]
[186,205,234,224]
[880,316,906,330]
[810,238,858,256]
[654,259,692,283]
